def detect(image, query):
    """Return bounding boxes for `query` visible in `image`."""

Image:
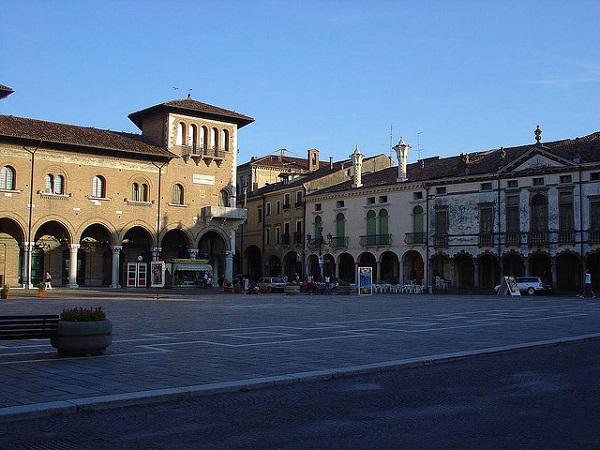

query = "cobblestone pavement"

[1,288,599,422]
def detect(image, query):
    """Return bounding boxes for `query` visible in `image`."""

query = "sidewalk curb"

[3,333,598,423]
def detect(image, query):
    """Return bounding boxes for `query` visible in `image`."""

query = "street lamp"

[306,226,333,280]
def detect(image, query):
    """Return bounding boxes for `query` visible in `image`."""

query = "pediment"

[513,154,564,172]
[499,144,574,174]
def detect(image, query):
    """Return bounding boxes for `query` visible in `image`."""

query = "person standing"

[45,272,52,290]
[324,275,331,295]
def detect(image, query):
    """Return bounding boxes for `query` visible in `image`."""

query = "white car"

[495,276,552,296]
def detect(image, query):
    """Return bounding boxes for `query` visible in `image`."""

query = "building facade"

[0,89,253,288]
[236,149,391,281]
[304,129,600,293]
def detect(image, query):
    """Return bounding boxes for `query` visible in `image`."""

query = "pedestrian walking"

[581,269,596,298]
[324,275,331,295]
[45,272,52,290]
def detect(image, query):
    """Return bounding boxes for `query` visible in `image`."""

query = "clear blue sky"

[2,1,598,165]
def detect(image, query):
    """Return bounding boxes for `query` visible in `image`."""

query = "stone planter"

[51,320,113,356]
[284,285,300,295]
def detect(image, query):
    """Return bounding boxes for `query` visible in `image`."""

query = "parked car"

[258,277,286,292]
[495,276,552,295]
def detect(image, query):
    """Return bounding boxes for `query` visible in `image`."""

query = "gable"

[512,153,565,172]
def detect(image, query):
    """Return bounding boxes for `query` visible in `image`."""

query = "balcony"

[293,232,303,245]
[404,232,426,245]
[177,144,228,167]
[505,232,521,246]
[528,231,549,246]
[330,236,349,249]
[201,206,247,224]
[360,234,392,247]
[478,233,493,247]
[558,230,575,245]
[294,201,303,208]
[433,234,447,248]
[590,229,600,245]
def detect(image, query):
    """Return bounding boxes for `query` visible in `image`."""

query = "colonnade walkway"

[1,287,598,422]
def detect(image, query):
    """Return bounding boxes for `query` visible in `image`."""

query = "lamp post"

[306,226,332,281]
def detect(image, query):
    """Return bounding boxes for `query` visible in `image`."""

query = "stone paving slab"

[1,288,599,422]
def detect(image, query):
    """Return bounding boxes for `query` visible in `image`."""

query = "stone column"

[224,251,233,284]
[376,260,381,284]
[399,258,405,284]
[68,244,80,288]
[110,246,122,288]
[473,261,479,288]
[21,241,33,289]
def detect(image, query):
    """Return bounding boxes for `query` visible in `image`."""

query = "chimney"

[392,137,410,182]
[350,146,364,188]
[329,156,334,169]
[308,148,319,171]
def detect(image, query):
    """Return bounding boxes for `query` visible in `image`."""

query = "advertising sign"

[358,266,373,296]
[150,261,166,288]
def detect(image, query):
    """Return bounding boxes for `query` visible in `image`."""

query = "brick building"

[0,87,253,288]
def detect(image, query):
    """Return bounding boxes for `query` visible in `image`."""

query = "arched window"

[54,175,64,194]
[172,184,184,204]
[219,189,229,207]
[189,124,197,150]
[0,166,15,190]
[45,174,54,192]
[413,205,423,243]
[221,129,229,151]
[379,209,389,244]
[140,183,149,202]
[200,126,207,151]
[176,122,185,146]
[132,182,139,201]
[530,193,548,232]
[366,210,376,245]
[211,127,218,151]
[335,213,345,247]
[314,215,323,238]
[92,175,106,198]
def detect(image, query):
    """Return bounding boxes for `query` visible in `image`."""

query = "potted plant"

[223,281,233,292]
[258,282,269,294]
[1,284,9,299]
[233,282,242,294]
[37,282,46,298]
[51,307,112,356]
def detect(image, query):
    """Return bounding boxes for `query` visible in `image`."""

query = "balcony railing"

[505,232,521,246]
[201,206,247,221]
[359,234,392,247]
[177,145,229,165]
[433,234,447,248]
[528,231,549,246]
[404,232,426,245]
[330,236,348,249]
[478,233,493,247]
[589,229,600,245]
[294,201,303,208]
[558,230,575,245]
[293,232,302,245]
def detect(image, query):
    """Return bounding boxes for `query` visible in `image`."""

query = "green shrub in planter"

[60,307,106,322]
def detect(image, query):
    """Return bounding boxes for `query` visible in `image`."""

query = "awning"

[173,263,212,272]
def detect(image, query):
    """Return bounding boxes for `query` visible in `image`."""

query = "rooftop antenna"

[417,131,423,160]
[389,124,394,162]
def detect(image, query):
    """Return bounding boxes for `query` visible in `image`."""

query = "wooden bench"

[0,315,59,340]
